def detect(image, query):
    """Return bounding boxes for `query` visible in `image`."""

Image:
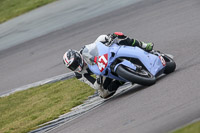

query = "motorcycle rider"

[63,32,154,99]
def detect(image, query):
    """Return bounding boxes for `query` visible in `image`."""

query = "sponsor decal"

[159,56,166,66]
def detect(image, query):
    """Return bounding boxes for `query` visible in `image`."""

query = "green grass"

[0,0,57,24]
[0,78,95,133]
[172,121,200,133]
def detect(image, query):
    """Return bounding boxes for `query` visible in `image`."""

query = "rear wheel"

[116,65,156,86]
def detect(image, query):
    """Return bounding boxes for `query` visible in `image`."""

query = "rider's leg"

[98,78,125,99]
[119,38,154,52]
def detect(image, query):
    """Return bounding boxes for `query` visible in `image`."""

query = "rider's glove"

[106,34,113,43]
[104,34,116,46]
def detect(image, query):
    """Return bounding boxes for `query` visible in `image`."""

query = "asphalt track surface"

[0,0,139,95]
[1,0,200,133]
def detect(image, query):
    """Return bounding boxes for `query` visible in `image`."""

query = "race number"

[97,54,108,72]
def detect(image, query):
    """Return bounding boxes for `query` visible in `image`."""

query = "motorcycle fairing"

[86,42,165,80]
[115,45,165,76]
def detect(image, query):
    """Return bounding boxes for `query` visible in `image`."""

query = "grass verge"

[0,78,95,133]
[0,0,57,24]
[172,121,200,133]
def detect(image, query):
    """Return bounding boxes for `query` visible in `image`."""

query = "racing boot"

[141,42,154,52]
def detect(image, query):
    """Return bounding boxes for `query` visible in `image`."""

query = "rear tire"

[116,65,156,86]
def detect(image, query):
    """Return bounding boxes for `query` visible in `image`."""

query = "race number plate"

[97,54,108,72]
[159,56,166,66]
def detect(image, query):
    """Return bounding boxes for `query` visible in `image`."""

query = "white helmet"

[63,49,84,72]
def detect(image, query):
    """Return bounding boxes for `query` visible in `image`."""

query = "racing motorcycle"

[82,40,176,86]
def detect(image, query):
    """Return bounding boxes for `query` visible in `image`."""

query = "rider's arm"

[74,72,112,98]
[74,72,96,89]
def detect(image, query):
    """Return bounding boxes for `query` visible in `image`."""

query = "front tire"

[163,55,176,74]
[116,65,156,86]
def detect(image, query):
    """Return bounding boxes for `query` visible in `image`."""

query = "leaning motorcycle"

[82,40,176,86]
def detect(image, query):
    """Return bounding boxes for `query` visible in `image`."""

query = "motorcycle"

[82,40,176,86]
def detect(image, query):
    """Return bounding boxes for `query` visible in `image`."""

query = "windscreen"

[82,43,99,65]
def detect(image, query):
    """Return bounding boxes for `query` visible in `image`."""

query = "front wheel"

[116,65,156,86]
[163,55,176,74]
